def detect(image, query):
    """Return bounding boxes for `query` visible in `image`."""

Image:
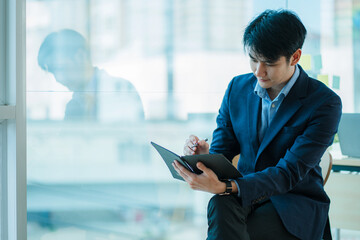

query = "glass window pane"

[27,0,360,239]
[27,1,217,239]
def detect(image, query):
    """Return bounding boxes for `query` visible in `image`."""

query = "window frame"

[0,0,27,239]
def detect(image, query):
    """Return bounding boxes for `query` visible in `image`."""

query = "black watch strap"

[219,180,232,195]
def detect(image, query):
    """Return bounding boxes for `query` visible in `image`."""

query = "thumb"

[197,162,218,179]
[197,162,209,174]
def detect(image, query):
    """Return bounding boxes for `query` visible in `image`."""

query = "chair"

[232,154,240,168]
[319,149,333,186]
[319,149,333,240]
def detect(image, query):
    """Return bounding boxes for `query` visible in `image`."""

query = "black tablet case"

[151,141,242,181]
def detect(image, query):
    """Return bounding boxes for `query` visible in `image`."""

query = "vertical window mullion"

[0,0,7,238]
[1,0,27,239]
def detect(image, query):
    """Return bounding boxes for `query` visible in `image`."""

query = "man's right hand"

[183,135,209,155]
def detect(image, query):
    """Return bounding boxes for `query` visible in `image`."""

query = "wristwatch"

[219,180,232,195]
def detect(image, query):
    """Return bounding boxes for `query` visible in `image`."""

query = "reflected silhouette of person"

[38,29,144,122]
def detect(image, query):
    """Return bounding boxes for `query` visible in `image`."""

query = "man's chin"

[258,80,271,89]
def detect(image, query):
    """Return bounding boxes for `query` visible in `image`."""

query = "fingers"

[190,135,199,143]
[195,139,210,155]
[183,135,199,155]
[174,161,223,194]
[197,140,209,150]
[184,161,222,193]
[183,138,195,155]
[172,160,192,180]
[173,160,202,190]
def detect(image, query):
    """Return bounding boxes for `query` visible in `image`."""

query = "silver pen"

[191,138,208,148]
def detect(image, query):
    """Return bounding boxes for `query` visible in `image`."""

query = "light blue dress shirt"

[233,64,300,198]
[255,64,300,143]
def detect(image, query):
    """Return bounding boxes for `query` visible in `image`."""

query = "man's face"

[249,50,297,93]
[49,52,91,91]
[50,59,82,90]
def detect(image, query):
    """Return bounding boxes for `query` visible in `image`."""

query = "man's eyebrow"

[264,59,277,64]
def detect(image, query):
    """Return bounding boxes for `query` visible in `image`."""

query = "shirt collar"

[254,64,300,100]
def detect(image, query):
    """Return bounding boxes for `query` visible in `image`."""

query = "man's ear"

[290,49,302,66]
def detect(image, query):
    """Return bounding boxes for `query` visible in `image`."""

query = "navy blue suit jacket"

[209,65,342,240]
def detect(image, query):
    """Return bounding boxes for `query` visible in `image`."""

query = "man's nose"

[255,62,266,78]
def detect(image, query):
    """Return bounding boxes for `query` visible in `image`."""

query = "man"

[38,29,144,122]
[173,10,341,240]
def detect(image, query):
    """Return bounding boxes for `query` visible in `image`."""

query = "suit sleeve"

[209,77,240,161]
[235,93,342,207]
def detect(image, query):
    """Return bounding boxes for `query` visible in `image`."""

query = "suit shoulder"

[228,73,256,94]
[307,76,341,102]
[97,68,137,91]
[232,73,256,85]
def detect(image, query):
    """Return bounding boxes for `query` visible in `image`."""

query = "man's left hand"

[172,160,226,194]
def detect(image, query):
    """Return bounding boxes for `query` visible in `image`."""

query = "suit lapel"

[255,66,309,162]
[247,84,261,158]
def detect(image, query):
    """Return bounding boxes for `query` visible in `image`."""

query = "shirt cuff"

[230,179,241,197]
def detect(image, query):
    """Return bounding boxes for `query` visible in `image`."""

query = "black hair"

[243,9,307,62]
[38,29,90,72]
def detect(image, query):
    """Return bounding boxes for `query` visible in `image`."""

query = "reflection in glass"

[37,29,144,122]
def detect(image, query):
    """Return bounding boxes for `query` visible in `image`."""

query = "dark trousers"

[207,195,299,240]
